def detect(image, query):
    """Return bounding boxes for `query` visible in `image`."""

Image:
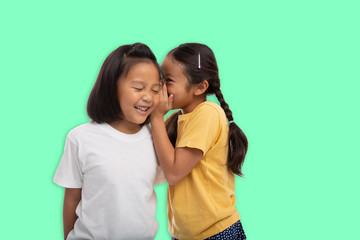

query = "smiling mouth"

[134,105,150,114]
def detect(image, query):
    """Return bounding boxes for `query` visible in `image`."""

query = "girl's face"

[116,62,160,133]
[161,55,196,113]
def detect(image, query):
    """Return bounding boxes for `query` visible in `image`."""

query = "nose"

[142,91,152,103]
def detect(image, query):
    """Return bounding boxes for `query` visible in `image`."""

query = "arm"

[63,188,81,240]
[150,85,203,185]
[151,117,202,185]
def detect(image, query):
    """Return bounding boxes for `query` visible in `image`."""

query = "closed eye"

[133,87,144,91]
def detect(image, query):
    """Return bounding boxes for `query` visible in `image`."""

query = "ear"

[193,80,209,96]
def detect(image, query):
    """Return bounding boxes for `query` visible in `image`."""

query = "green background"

[1,0,359,239]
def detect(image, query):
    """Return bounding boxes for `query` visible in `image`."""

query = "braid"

[168,42,248,175]
[211,79,233,122]
[165,110,181,147]
[213,80,248,176]
[214,87,233,122]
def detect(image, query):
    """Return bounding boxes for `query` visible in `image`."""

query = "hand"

[151,83,173,119]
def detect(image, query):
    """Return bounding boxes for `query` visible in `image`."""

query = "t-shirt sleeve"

[176,105,221,155]
[53,136,83,188]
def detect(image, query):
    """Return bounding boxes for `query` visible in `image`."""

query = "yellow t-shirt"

[168,101,240,240]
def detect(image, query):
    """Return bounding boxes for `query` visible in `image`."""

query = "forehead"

[161,56,185,75]
[123,62,160,83]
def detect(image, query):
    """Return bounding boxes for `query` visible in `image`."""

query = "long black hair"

[87,42,160,123]
[165,43,248,176]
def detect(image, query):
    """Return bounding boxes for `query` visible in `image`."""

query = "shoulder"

[165,110,181,120]
[179,102,227,131]
[66,122,101,143]
[192,101,226,121]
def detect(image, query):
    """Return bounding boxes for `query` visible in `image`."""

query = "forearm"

[151,115,176,177]
[63,201,78,240]
[151,115,204,184]
[150,88,202,184]
[63,188,81,240]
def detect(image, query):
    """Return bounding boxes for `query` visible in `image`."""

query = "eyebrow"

[131,80,161,87]
[164,73,175,78]
[160,67,173,77]
[131,80,145,85]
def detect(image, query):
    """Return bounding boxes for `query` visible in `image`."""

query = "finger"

[168,94,174,109]
[160,83,167,98]
[162,83,168,96]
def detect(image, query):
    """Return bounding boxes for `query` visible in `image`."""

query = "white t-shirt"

[53,122,165,240]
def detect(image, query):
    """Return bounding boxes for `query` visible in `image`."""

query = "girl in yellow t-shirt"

[150,43,248,240]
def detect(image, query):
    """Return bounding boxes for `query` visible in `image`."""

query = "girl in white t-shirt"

[53,43,165,240]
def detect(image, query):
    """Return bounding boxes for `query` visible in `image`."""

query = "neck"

[182,96,206,114]
[108,120,142,134]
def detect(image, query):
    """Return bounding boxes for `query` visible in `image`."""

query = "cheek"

[166,84,175,95]
[119,93,131,105]
[153,94,160,106]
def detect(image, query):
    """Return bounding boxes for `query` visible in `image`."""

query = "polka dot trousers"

[171,220,246,240]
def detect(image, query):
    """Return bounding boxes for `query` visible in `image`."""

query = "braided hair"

[165,43,248,176]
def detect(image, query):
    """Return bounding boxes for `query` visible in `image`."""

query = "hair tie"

[229,120,234,124]
[197,52,201,69]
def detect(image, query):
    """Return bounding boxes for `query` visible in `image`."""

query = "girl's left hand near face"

[151,83,173,119]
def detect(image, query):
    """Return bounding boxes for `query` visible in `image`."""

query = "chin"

[171,103,179,110]
[137,117,150,125]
